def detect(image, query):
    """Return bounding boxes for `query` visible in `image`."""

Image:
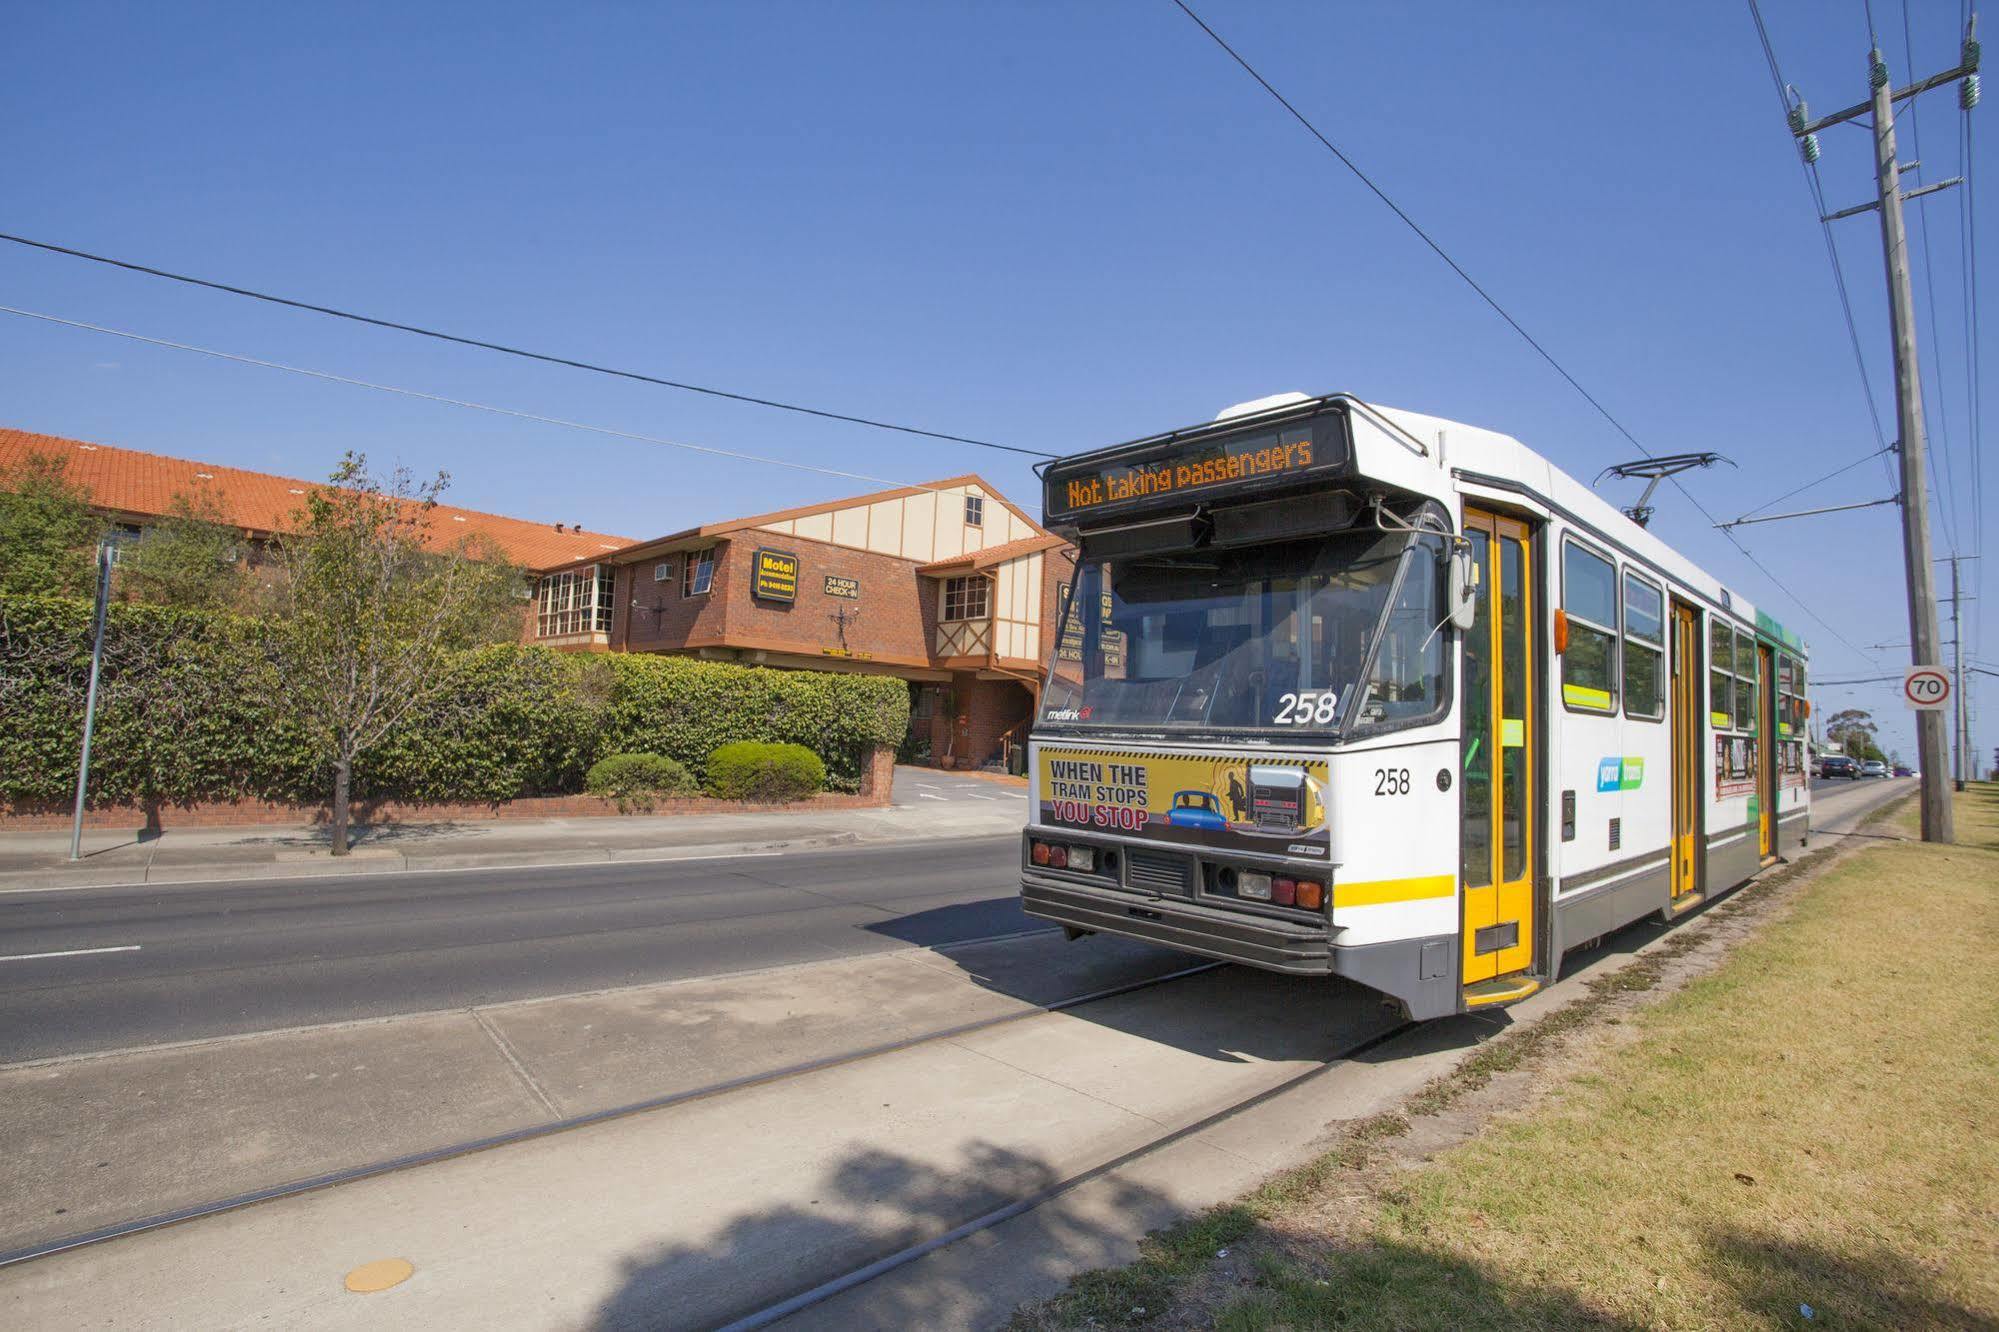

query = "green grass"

[1017,785,1999,1330]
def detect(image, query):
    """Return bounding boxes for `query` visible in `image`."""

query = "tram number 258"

[1373,767,1411,796]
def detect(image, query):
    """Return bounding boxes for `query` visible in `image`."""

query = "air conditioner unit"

[653,561,673,582]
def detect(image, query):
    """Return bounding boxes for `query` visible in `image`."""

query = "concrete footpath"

[0,781,1910,1329]
[0,769,1028,892]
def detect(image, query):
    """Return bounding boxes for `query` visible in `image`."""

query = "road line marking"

[0,945,142,962]
[918,793,946,801]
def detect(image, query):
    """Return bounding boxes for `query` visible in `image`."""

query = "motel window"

[964,495,984,527]
[1621,570,1664,721]
[1560,538,1618,713]
[652,561,673,583]
[1734,627,1759,732]
[682,548,715,597]
[941,575,989,622]
[535,564,615,637]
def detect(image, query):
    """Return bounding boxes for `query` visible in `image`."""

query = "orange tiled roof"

[915,533,1067,574]
[0,427,633,571]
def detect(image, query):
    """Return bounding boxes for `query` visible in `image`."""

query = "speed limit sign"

[1903,667,1951,711]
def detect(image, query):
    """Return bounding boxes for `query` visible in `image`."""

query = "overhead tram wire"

[1899,0,1967,560]
[0,306,983,499]
[0,233,1056,462]
[1747,0,1898,495]
[1170,0,1882,666]
[1729,445,1896,524]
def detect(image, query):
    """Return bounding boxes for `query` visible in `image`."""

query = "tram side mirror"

[1446,545,1479,631]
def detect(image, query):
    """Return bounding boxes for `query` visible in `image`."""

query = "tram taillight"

[1030,839,1098,873]
[1215,867,1325,912]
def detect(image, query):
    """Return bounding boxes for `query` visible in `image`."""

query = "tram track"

[0,957,1232,1272]
[718,1014,1417,1332]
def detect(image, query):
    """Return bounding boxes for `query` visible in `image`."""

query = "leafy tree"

[117,487,246,612]
[0,451,100,597]
[1825,707,1886,762]
[272,453,524,853]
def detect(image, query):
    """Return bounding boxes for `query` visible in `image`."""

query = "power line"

[0,232,1056,461]
[1171,0,1881,666]
[0,305,980,499]
[1747,0,1898,496]
[1898,0,1966,559]
[1731,445,1894,522]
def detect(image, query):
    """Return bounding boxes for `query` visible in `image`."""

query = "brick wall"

[613,548,735,653]
[609,533,944,667]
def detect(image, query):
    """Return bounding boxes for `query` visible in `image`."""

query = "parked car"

[1892,765,1915,777]
[1861,759,1889,778]
[1818,755,1860,779]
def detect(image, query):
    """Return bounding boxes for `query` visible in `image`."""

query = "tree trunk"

[330,757,352,856]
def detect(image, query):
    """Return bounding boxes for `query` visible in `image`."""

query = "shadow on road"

[588,1137,1174,1330]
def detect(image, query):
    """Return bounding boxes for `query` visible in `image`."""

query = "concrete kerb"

[0,820,1024,895]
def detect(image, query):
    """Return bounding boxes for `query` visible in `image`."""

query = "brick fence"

[0,746,900,832]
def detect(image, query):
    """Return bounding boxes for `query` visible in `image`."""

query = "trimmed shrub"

[705,742,826,803]
[0,593,906,809]
[596,654,905,793]
[585,752,696,812]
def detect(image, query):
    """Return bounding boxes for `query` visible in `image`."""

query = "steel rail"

[0,958,1228,1270]
[716,1014,1420,1331]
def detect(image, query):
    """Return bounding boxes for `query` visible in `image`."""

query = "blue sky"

[3,1,1988,760]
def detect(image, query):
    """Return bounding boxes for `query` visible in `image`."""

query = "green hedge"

[705,742,826,802]
[586,752,698,811]
[0,594,908,807]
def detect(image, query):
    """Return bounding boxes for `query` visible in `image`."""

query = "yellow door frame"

[1669,600,1700,899]
[1757,642,1776,859]
[1460,509,1535,985]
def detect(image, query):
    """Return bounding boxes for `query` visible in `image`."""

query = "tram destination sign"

[1044,410,1350,526]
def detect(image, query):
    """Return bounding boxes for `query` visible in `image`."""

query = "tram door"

[1459,510,1536,985]
[1757,643,1777,859]
[1669,601,1701,900]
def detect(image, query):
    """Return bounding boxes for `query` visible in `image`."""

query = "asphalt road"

[0,835,1029,1062]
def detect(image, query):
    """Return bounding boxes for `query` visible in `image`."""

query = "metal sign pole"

[67,543,114,862]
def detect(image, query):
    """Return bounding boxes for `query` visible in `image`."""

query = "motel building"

[531,477,1074,772]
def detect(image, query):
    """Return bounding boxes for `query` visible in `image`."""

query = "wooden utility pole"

[1789,31,1980,842]
[1871,56,1953,840]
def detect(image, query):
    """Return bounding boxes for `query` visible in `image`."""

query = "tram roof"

[1044,392,1805,657]
[1361,400,1803,656]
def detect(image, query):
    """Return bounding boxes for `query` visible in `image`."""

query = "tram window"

[1710,623,1735,729]
[1734,630,1758,731]
[1622,570,1664,721]
[1354,534,1449,733]
[1560,538,1618,713]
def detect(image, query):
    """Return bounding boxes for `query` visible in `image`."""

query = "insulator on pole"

[1871,55,1890,89]
[1787,101,1809,134]
[1801,133,1822,163]
[1963,72,1982,111]
[1965,36,1982,71]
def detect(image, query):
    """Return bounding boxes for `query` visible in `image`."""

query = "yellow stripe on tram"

[1332,874,1456,909]
[1562,683,1613,710]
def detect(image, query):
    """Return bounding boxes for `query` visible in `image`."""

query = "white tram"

[1020,393,1811,1020]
